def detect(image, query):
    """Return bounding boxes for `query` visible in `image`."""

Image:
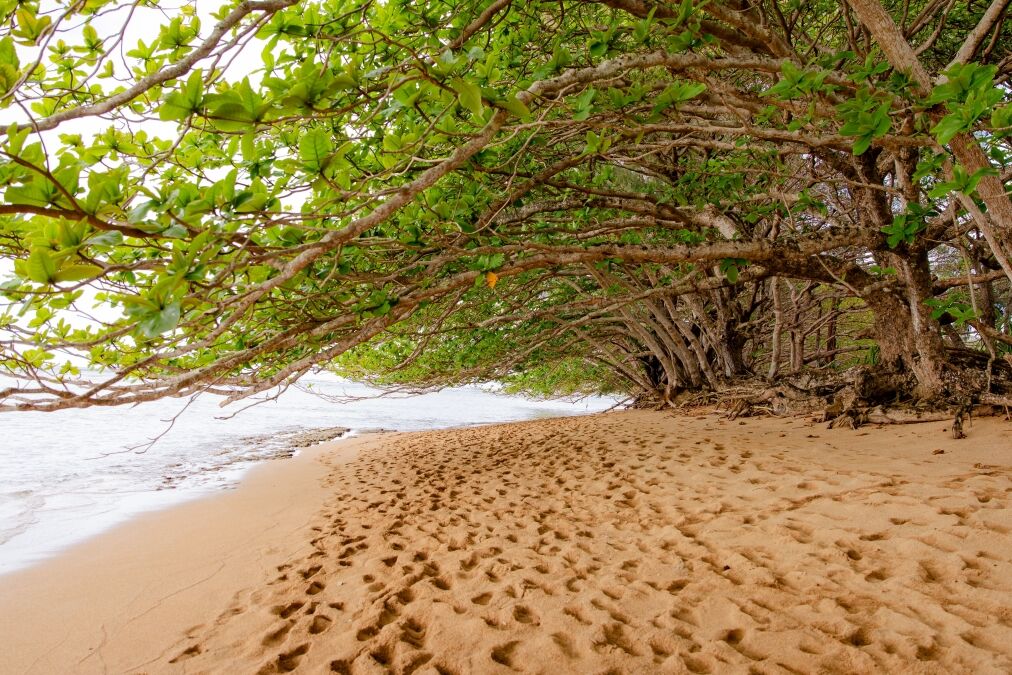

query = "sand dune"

[154,411,1011,674]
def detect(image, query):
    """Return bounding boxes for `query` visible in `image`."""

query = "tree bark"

[768,277,783,379]
[862,267,948,400]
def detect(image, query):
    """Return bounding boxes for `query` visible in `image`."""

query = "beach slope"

[2,411,1010,674]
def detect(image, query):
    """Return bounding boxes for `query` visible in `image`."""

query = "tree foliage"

[0,0,1010,411]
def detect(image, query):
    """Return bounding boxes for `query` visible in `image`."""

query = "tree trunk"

[862,260,949,401]
[898,251,949,399]
[768,276,783,380]
[675,322,722,389]
[822,298,839,367]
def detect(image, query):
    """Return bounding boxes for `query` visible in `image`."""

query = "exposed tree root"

[670,351,1012,436]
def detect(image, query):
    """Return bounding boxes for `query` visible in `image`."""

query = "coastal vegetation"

[0,0,1010,423]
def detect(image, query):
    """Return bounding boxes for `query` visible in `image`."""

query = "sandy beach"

[2,410,1010,674]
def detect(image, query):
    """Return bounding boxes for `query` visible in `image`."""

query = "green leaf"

[719,258,745,283]
[204,80,269,131]
[234,190,269,213]
[159,71,204,121]
[993,104,1012,131]
[160,93,195,121]
[926,63,998,106]
[161,223,189,238]
[471,253,505,272]
[931,114,966,145]
[85,230,124,247]
[25,249,57,283]
[724,264,738,283]
[299,128,334,172]
[572,87,596,121]
[6,181,55,207]
[652,81,707,115]
[453,78,484,117]
[52,264,101,283]
[0,35,20,70]
[852,135,872,155]
[4,122,30,155]
[880,209,929,247]
[496,94,531,120]
[137,302,181,337]
[551,44,572,70]
[0,36,19,93]
[240,132,256,162]
[913,152,944,182]
[13,7,52,45]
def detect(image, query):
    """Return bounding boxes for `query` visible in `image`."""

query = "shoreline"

[0,432,382,675]
[0,426,353,579]
[2,410,1010,674]
[0,383,615,579]
[0,438,335,580]
[0,416,572,580]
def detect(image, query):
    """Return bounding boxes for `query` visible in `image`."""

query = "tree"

[0,0,1010,413]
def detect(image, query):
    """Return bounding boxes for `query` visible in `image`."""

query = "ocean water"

[0,375,617,575]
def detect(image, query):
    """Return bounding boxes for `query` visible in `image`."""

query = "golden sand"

[2,411,1010,674]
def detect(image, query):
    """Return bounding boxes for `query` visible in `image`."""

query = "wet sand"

[0,435,367,674]
[2,411,1010,674]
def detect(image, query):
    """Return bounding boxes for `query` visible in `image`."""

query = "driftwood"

[981,394,1012,420]
[823,405,999,435]
[866,407,950,425]
[980,393,1012,407]
[825,406,945,429]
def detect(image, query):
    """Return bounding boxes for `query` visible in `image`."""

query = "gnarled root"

[703,355,1012,436]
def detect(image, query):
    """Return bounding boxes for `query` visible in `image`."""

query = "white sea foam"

[0,375,617,575]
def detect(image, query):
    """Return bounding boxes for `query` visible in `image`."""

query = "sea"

[0,374,617,575]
